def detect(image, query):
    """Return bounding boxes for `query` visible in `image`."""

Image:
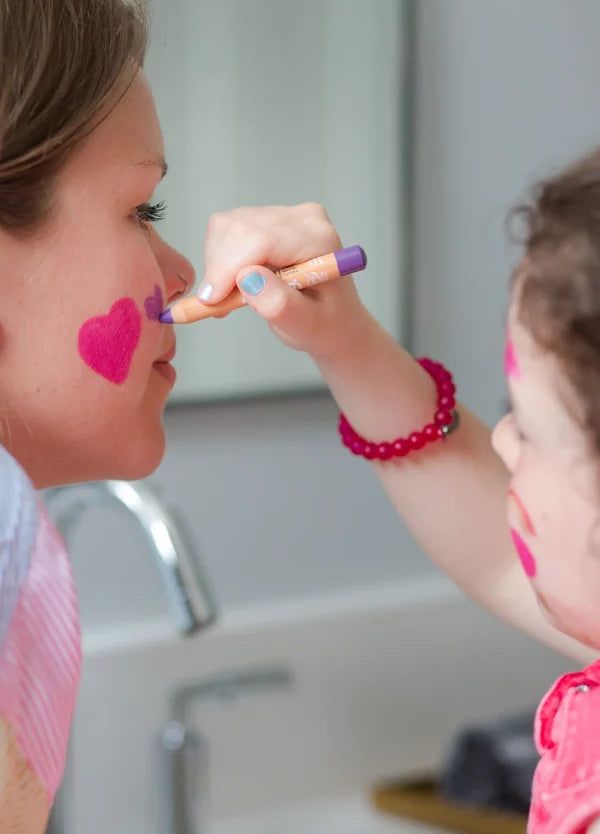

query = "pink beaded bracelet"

[338,358,460,461]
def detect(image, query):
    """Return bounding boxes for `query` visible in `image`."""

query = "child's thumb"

[236,266,308,326]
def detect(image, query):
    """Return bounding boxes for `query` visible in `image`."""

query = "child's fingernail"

[240,272,265,296]
[197,282,213,302]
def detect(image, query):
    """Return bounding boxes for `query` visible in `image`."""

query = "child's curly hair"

[511,147,600,451]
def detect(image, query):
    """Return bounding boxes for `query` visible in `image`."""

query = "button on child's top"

[0,446,82,832]
[530,658,600,833]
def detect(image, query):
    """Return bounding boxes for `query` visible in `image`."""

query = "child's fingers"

[197,204,340,305]
[234,262,366,361]
[236,265,316,334]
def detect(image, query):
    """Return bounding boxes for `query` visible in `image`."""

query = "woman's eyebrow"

[136,156,168,179]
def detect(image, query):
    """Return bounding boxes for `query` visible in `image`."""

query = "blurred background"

[59,2,600,833]
[72,0,600,629]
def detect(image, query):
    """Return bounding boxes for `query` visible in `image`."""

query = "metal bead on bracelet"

[338,358,460,461]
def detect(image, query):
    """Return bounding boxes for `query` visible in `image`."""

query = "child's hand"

[198,203,373,363]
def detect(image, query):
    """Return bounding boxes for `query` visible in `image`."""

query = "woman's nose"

[165,258,196,303]
[155,236,196,303]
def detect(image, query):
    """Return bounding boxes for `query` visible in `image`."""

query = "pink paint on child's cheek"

[504,337,521,379]
[510,527,537,578]
[78,298,142,384]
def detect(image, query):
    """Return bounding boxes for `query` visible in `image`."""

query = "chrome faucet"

[44,479,217,636]
[45,478,218,834]
[159,665,293,834]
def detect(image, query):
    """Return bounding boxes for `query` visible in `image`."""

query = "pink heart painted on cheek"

[78,298,142,384]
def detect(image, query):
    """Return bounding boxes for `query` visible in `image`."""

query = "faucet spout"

[45,479,217,636]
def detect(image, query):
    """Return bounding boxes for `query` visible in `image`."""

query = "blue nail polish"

[240,272,265,296]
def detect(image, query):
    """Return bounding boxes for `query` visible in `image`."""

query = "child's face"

[0,72,194,488]
[492,300,600,651]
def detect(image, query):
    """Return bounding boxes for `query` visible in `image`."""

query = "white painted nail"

[197,282,213,302]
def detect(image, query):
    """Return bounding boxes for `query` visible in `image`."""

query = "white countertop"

[212,794,449,834]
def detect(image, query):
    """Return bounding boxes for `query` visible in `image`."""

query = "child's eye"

[133,200,167,228]
[500,406,525,443]
[509,412,527,443]
[502,399,527,442]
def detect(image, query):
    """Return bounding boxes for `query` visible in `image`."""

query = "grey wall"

[71,395,427,631]
[71,0,600,632]
[413,0,600,425]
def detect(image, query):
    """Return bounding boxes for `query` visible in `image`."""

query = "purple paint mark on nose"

[144,285,163,322]
[510,527,537,578]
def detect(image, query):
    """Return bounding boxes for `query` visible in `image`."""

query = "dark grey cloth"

[439,710,539,814]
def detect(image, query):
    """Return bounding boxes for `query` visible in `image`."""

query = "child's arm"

[197,205,596,664]
[315,312,597,664]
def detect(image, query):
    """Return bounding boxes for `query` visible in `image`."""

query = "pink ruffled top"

[530,657,600,832]
[0,446,81,832]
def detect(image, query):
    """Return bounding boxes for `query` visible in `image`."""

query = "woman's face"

[0,72,194,488]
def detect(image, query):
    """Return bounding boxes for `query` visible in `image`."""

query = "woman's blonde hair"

[0,0,149,233]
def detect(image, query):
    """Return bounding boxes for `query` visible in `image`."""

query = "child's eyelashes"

[501,402,527,444]
[509,412,527,444]
[132,200,168,229]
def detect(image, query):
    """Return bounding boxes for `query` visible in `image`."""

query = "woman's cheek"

[77,297,142,384]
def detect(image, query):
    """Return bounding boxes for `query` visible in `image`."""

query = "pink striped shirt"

[0,446,82,829]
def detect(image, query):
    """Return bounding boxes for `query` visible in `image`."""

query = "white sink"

[70,580,567,834]
[212,795,447,834]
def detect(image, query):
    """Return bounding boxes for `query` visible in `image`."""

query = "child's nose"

[491,414,519,473]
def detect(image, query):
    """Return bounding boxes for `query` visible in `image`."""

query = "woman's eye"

[133,200,167,228]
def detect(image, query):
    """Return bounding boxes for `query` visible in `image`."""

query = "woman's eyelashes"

[132,200,167,230]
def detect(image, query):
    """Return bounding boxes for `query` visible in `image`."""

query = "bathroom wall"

[70,0,600,632]
[64,6,600,826]
[412,0,600,425]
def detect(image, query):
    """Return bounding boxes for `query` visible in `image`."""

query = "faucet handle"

[158,721,206,834]
[158,665,293,834]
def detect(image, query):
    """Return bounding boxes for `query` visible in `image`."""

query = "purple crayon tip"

[334,245,367,276]
[159,308,174,323]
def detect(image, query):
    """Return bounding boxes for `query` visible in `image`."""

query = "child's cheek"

[504,336,521,379]
[508,489,537,578]
[77,297,142,384]
[510,528,537,578]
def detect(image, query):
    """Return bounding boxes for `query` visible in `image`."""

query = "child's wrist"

[311,309,382,371]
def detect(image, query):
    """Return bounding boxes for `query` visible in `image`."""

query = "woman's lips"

[156,341,176,364]
[153,361,176,385]
[153,341,177,385]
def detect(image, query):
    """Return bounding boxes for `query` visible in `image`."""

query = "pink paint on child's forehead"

[504,336,521,379]
[78,298,141,384]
